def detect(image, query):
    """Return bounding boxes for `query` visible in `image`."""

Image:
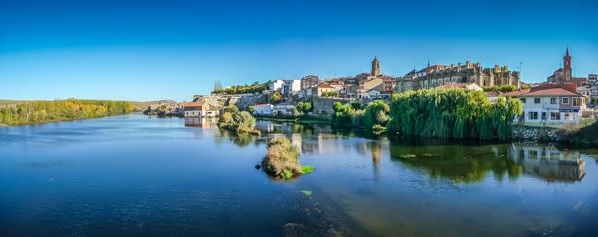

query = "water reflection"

[511,143,585,182]
[250,121,588,184]
[184,117,214,128]
[389,142,586,184]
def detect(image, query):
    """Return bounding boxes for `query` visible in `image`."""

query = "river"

[1,114,597,236]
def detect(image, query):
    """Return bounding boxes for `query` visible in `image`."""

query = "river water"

[1,114,597,236]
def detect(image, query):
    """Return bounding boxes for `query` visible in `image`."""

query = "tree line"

[0,99,135,125]
[332,88,523,140]
[212,81,269,95]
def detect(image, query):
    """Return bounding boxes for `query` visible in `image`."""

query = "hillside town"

[181,48,597,128]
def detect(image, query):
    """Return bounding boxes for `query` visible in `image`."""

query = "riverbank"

[255,115,332,125]
[0,99,135,126]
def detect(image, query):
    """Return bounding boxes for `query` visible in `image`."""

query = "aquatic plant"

[261,136,311,179]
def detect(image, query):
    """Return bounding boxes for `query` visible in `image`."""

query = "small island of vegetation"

[261,136,314,179]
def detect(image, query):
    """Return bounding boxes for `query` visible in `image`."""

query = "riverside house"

[505,85,586,126]
[183,101,218,118]
[253,104,274,116]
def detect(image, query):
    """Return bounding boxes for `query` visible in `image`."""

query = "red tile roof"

[319,84,334,89]
[519,87,583,97]
[502,88,531,97]
[183,101,204,107]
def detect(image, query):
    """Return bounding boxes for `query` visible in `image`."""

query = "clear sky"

[1,0,597,101]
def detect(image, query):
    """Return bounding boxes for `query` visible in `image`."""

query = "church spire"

[562,47,572,83]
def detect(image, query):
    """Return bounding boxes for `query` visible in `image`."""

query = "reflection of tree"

[369,142,381,167]
[217,129,254,147]
[390,144,523,184]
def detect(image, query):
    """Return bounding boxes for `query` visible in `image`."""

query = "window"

[562,97,569,104]
[550,112,561,120]
[541,112,547,120]
[550,98,557,104]
[564,113,571,120]
[520,98,527,103]
[534,98,541,104]
[529,150,538,159]
[528,112,538,120]
[573,98,581,106]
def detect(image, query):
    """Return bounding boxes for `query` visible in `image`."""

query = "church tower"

[371,56,381,77]
[562,48,572,83]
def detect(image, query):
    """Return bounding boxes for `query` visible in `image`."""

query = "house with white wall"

[505,85,585,126]
[183,101,218,118]
[254,104,274,116]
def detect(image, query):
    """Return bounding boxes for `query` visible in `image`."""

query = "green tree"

[363,100,390,130]
[270,91,282,104]
[246,105,255,114]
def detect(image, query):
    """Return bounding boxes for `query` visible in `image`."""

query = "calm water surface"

[1,114,597,236]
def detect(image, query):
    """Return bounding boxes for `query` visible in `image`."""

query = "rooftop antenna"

[518,62,523,89]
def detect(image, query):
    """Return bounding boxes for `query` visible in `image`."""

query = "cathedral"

[397,61,521,93]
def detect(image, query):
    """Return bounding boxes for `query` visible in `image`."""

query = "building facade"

[505,85,586,126]
[301,75,319,90]
[547,48,574,84]
[183,101,218,118]
[589,74,598,102]
[397,61,520,93]
[253,104,274,116]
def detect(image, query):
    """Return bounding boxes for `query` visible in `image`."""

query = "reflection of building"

[510,144,585,182]
[184,117,212,128]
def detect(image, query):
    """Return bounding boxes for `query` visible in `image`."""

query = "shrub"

[261,136,303,179]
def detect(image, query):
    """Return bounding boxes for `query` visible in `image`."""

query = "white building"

[183,101,218,118]
[282,80,301,95]
[270,80,284,92]
[589,74,598,101]
[270,80,301,96]
[254,104,274,116]
[273,102,296,116]
[506,86,586,126]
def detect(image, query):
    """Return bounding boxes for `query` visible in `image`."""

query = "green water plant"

[261,136,313,179]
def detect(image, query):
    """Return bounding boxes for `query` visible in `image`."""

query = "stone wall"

[511,125,563,142]
[312,97,347,116]
[233,94,267,110]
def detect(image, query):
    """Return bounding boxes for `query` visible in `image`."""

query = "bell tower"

[371,56,381,77]
[562,48,572,83]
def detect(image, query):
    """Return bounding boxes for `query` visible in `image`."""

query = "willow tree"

[388,88,522,141]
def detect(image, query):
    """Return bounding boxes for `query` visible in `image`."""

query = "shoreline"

[0,112,138,127]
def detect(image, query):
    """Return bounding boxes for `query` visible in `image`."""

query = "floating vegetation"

[261,136,314,180]
[299,190,313,197]
[301,165,315,174]
[398,154,417,159]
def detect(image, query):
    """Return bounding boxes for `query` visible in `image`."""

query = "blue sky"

[1,0,597,101]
